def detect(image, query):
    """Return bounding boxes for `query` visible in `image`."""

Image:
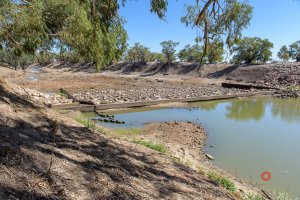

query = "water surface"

[91,97,300,197]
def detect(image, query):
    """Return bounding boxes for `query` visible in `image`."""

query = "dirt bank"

[1,63,275,106]
[135,122,260,197]
[0,78,244,199]
[140,121,207,165]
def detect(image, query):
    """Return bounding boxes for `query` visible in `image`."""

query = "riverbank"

[67,110,264,199]
[1,64,297,199]
[1,79,243,199]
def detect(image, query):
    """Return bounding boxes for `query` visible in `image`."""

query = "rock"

[205,154,214,160]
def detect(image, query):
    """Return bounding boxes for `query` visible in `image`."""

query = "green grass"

[113,128,142,136]
[73,114,110,134]
[133,139,167,154]
[207,172,236,192]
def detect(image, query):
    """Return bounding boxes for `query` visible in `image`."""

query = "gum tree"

[160,40,179,65]
[231,37,273,64]
[289,41,300,62]
[181,0,253,64]
[277,45,290,62]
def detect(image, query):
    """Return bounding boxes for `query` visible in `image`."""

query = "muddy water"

[92,97,300,197]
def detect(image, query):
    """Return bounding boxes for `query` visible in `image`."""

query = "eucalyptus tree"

[181,0,253,64]
[277,45,290,62]
[125,43,151,62]
[178,45,203,62]
[160,40,179,65]
[289,41,300,62]
[0,0,168,71]
[232,37,273,64]
[0,0,254,71]
[178,40,224,64]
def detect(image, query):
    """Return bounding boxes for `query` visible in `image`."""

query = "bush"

[0,49,35,69]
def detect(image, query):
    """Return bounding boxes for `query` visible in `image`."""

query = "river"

[88,97,300,197]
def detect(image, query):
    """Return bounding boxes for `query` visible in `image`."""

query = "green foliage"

[124,43,151,62]
[160,40,179,64]
[207,40,224,63]
[232,37,273,64]
[0,49,35,69]
[1,0,126,71]
[181,0,253,63]
[149,0,168,19]
[133,139,167,154]
[178,44,203,62]
[113,128,142,136]
[149,52,165,62]
[178,40,224,63]
[289,41,300,62]
[124,42,166,62]
[207,172,236,192]
[277,45,290,62]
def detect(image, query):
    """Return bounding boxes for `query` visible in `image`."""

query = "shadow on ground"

[0,83,234,200]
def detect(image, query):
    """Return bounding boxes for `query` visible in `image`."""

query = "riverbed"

[87,97,300,198]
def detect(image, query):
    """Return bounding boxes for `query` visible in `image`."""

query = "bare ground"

[0,78,243,199]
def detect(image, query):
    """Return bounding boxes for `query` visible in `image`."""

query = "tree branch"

[195,0,215,25]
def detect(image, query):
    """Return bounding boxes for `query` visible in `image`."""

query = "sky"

[119,0,300,60]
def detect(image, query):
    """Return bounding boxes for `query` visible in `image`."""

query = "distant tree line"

[1,0,299,71]
[123,38,300,65]
[278,41,300,62]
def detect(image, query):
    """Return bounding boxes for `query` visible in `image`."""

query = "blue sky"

[119,0,300,59]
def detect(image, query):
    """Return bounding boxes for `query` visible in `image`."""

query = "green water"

[90,97,300,197]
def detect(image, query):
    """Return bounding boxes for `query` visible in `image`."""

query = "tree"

[178,40,224,63]
[231,37,273,64]
[206,39,224,63]
[181,0,253,63]
[0,0,168,71]
[125,43,151,62]
[289,41,300,62]
[149,52,165,62]
[277,45,290,62]
[178,45,203,62]
[160,40,179,65]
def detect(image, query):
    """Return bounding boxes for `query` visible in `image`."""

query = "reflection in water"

[96,97,300,197]
[225,98,266,121]
[270,98,300,123]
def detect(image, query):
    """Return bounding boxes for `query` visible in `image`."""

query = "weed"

[244,194,264,200]
[133,139,167,154]
[271,192,293,200]
[113,128,142,136]
[207,171,236,192]
[197,166,206,176]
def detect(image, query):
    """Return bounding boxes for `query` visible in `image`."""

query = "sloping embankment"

[0,79,240,199]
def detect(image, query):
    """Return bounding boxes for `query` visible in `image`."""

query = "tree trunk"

[95,61,100,73]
